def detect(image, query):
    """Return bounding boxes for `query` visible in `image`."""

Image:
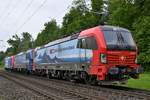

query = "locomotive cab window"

[77,36,98,50]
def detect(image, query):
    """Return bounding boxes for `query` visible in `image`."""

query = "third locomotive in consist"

[5,25,143,85]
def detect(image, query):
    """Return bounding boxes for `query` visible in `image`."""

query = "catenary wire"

[0,0,12,22]
[1,0,23,25]
[12,0,35,27]
[6,0,35,33]
[14,0,48,34]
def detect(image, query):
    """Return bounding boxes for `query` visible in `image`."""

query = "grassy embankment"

[122,73,150,90]
[0,65,4,70]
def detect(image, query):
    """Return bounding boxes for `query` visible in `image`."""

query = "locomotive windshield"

[103,30,136,51]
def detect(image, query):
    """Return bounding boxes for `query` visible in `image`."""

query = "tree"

[21,32,33,51]
[0,51,5,65]
[7,32,33,54]
[108,0,137,30]
[5,47,14,56]
[133,16,150,70]
[35,19,60,46]
[61,0,88,35]
[61,0,103,35]
[7,34,21,54]
[91,0,104,24]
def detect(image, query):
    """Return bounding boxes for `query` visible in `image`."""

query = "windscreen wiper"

[116,32,129,50]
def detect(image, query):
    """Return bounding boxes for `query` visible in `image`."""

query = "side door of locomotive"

[26,50,33,72]
[77,38,88,67]
[77,36,96,68]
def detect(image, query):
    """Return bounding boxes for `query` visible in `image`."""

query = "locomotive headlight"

[135,57,137,64]
[100,54,107,63]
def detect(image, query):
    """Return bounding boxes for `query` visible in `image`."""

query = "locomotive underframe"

[10,62,143,85]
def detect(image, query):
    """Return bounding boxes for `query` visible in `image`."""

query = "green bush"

[133,16,150,71]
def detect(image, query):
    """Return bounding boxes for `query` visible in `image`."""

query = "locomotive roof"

[26,49,33,53]
[11,25,131,55]
[36,33,79,50]
[100,25,130,32]
[15,52,26,56]
[44,36,71,47]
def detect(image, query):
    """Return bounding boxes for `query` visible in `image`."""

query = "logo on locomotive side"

[49,46,75,54]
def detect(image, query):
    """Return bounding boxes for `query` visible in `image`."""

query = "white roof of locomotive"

[44,36,71,47]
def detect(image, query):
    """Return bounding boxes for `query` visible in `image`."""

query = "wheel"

[48,72,52,79]
[89,76,98,85]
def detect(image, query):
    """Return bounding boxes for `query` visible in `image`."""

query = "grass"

[122,73,150,90]
[0,65,4,70]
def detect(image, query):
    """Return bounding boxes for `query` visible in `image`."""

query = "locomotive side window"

[77,39,82,48]
[86,36,98,50]
[26,53,30,59]
[77,36,98,50]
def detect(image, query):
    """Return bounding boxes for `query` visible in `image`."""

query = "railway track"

[42,78,150,100]
[1,71,150,100]
[0,72,60,100]
[19,72,150,100]
[0,71,105,100]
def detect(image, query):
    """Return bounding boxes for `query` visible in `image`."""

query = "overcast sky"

[0,0,73,51]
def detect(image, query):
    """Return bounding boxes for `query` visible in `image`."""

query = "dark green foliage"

[61,0,103,35]
[7,34,21,54]
[35,19,60,46]
[108,0,136,30]
[91,0,103,11]
[133,16,150,71]
[21,32,33,51]
[7,32,33,54]
[5,47,15,56]
[61,0,91,35]
[0,51,5,65]
[91,0,103,23]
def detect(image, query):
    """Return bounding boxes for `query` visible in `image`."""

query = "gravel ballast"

[0,76,47,100]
